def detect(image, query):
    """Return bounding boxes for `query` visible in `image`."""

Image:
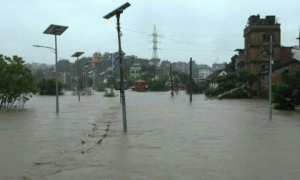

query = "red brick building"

[235,15,297,98]
[257,60,300,98]
[243,15,293,73]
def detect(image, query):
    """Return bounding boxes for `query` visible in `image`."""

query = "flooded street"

[1,90,300,180]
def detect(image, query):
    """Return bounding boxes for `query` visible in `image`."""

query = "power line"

[121,27,235,51]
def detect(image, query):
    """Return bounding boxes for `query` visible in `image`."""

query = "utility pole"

[103,2,130,132]
[76,60,80,101]
[175,75,178,95]
[170,64,174,97]
[190,57,192,102]
[269,35,272,120]
[117,13,127,132]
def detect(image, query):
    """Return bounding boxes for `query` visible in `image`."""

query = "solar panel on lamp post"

[35,24,68,114]
[103,2,130,132]
[71,52,84,102]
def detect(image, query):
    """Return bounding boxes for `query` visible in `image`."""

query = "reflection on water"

[0,91,300,180]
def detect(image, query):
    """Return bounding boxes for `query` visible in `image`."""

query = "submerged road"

[0,91,300,180]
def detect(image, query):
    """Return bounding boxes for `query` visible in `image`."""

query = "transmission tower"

[152,25,158,59]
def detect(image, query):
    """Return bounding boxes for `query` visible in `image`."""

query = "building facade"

[243,15,293,73]
[130,63,142,80]
[198,64,212,80]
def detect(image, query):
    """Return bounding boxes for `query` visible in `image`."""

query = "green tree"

[0,54,38,110]
[37,78,63,95]
[96,83,106,92]
[272,71,300,110]
[141,73,155,81]
[186,80,209,94]
[148,75,169,91]
[205,69,256,99]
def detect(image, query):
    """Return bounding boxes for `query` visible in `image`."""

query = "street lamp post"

[71,52,84,102]
[269,36,273,120]
[104,2,130,132]
[34,24,68,114]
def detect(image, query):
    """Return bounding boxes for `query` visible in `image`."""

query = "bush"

[272,83,296,110]
[96,83,106,92]
[37,78,63,95]
[104,85,117,97]
[205,87,221,97]
[148,75,169,91]
[186,80,209,94]
[136,88,148,92]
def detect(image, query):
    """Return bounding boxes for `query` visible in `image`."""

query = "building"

[257,59,300,98]
[292,29,300,60]
[172,61,189,73]
[187,61,200,81]
[243,15,293,73]
[206,70,228,88]
[198,64,212,80]
[235,49,245,70]
[130,63,142,80]
[150,58,161,67]
[211,63,226,72]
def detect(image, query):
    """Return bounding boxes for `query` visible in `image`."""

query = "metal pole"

[82,71,84,93]
[269,35,272,120]
[170,64,174,97]
[116,12,127,132]
[190,57,192,102]
[71,78,72,91]
[77,57,80,101]
[55,35,59,114]
[93,68,96,89]
[85,69,87,93]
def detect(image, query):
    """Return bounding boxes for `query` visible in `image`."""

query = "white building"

[292,32,300,61]
[198,64,212,80]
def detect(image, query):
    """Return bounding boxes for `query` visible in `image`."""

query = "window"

[263,34,275,42]
[131,71,135,74]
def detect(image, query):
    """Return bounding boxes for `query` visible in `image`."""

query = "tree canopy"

[0,54,38,110]
[273,70,300,110]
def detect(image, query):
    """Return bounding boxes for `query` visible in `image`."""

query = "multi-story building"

[172,61,189,73]
[187,61,200,81]
[198,64,212,80]
[211,63,226,72]
[235,49,245,70]
[292,29,300,60]
[130,63,142,80]
[243,15,293,73]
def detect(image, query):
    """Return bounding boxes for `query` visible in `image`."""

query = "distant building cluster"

[27,14,300,99]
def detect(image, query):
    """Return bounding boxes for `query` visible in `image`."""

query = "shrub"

[96,83,106,92]
[104,85,117,97]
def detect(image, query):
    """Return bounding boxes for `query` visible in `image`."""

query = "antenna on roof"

[215,57,218,64]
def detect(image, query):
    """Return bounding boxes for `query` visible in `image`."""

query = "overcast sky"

[1,0,299,66]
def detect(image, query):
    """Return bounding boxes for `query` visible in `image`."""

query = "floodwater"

[0,90,300,180]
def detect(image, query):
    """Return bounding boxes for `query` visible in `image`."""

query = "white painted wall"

[292,47,300,61]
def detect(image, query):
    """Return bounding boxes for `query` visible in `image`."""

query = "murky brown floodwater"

[0,90,300,180]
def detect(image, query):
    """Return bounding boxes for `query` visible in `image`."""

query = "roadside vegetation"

[148,75,169,91]
[205,69,257,99]
[0,54,38,110]
[272,70,300,110]
[186,80,209,94]
[96,83,106,92]
[37,78,63,95]
[104,85,118,97]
